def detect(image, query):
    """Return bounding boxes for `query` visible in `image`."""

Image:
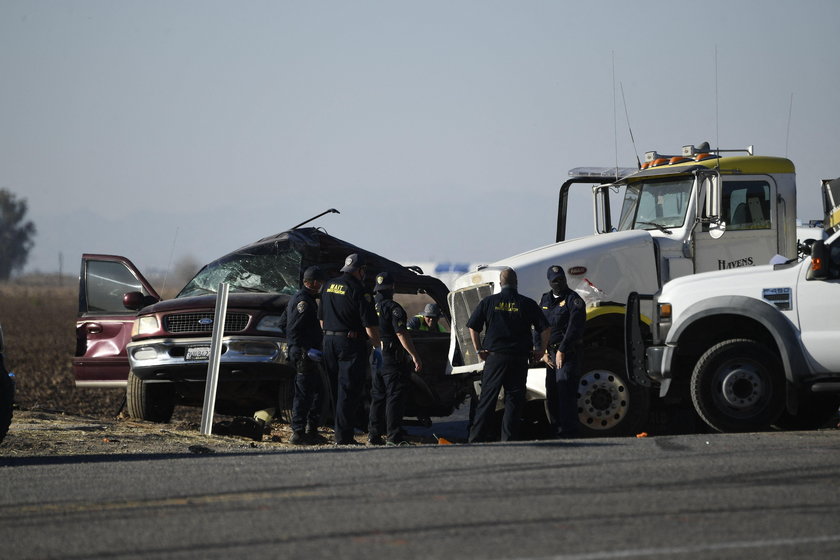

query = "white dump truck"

[447,142,810,436]
[625,179,840,432]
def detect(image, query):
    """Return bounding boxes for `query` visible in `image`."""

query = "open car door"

[73,254,160,388]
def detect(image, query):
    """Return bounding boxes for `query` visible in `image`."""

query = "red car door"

[73,254,160,387]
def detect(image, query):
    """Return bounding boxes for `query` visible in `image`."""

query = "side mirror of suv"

[123,291,159,311]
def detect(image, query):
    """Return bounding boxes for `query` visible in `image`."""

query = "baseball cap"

[374,271,394,292]
[340,253,365,273]
[547,265,566,282]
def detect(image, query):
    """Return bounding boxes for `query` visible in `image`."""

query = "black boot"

[289,430,306,445]
[305,426,327,444]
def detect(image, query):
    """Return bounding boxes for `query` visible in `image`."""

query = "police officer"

[406,303,447,333]
[318,253,381,445]
[286,265,327,445]
[539,265,586,438]
[467,267,550,442]
[368,271,422,446]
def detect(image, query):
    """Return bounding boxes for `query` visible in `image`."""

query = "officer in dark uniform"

[318,253,381,445]
[467,267,550,442]
[368,271,422,446]
[539,265,586,438]
[286,265,327,445]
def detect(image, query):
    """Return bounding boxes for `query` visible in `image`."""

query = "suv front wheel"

[126,370,176,423]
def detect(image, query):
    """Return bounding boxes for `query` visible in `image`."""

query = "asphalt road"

[2,429,839,560]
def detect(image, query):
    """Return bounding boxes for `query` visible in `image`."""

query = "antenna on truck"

[291,208,340,230]
[785,93,794,158]
[621,82,641,169]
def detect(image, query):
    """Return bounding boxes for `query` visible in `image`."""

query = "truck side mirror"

[807,240,829,280]
[703,175,726,239]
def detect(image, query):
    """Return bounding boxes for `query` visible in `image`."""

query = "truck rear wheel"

[126,370,175,423]
[578,349,650,437]
[690,339,784,432]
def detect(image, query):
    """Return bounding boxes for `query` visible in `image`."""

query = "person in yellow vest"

[406,303,447,333]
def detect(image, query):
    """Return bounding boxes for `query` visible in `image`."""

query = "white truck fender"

[663,295,810,386]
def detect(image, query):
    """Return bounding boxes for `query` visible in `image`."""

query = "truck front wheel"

[690,339,785,432]
[126,370,176,423]
[578,349,651,437]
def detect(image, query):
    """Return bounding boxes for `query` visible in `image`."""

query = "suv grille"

[164,312,250,333]
[448,283,493,367]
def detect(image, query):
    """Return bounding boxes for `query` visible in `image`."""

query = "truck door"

[797,239,840,373]
[694,178,779,272]
[73,254,160,387]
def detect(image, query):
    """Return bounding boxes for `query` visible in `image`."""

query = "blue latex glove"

[307,348,323,362]
[371,348,383,370]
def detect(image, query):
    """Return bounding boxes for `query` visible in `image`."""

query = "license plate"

[185,346,211,361]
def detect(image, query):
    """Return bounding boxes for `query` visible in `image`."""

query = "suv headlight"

[132,316,160,337]
[257,315,285,333]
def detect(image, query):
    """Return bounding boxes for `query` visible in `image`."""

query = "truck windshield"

[177,248,303,297]
[616,177,694,232]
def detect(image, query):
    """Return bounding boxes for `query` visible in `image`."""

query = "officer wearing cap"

[539,265,586,438]
[318,253,381,445]
[368,271,422,446]
[286,265,327,445]
[467,267,550,442]
[406,303,447,333]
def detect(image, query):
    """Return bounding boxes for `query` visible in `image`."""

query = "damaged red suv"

[73,226,470,424]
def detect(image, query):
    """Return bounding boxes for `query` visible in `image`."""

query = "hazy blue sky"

[2,0,839,279]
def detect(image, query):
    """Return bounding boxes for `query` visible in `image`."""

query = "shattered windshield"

[616,177,694,232]
[177,246,302,297]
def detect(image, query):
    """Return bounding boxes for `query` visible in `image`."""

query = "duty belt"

[324,330,363,339]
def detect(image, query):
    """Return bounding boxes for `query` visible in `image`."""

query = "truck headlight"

[256,315,285,333]
[132,316,160,337]
[656,302,672,342]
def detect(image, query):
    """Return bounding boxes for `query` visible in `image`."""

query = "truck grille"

[164,312,250,333]
[448,283,493,367]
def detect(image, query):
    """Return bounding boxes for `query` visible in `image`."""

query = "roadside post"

[199,282,229,436]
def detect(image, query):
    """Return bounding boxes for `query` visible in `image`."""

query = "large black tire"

[126,370,175,423]
[690,339,785,433]
[577,349,651,437]
[774,394,840,430]
[0,372,13,444]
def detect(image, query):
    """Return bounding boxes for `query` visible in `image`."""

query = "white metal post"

[199,282,230,436]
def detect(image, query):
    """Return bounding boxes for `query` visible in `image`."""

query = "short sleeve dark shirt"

[539,289,586,352]
[286,288,322,350]
[375,294,407,340]
[467,286,549,355]
[318,273,378,333]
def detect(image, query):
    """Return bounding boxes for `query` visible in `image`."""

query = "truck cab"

[448,143,799,436]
